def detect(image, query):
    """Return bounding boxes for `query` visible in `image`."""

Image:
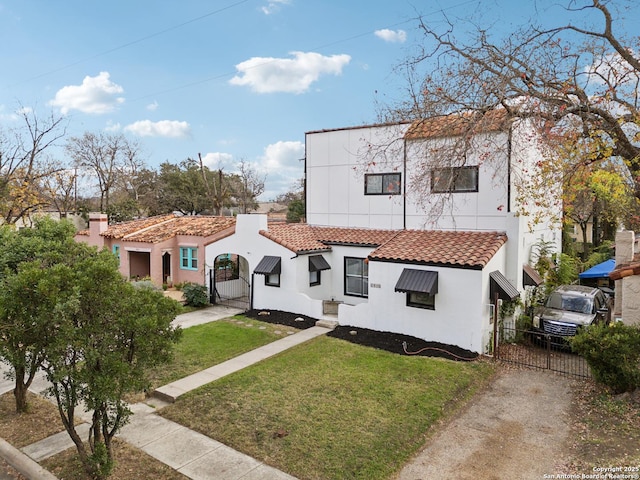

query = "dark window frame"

[309,270,321,286]
[344,257,368,298]
[431,166,479,193]
[265,273,280,287]
[406,292,436,310]
[364,172,402,195]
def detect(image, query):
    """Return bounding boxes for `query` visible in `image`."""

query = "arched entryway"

[209,253,250,311]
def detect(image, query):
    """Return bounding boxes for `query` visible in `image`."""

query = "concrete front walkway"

[0,306,332,480]
[153,326,329,402]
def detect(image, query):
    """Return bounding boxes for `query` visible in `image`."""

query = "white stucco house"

[205,109,560,353]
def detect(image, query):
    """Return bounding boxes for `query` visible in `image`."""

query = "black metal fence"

[495,325,593,379]
[209,269,250,311]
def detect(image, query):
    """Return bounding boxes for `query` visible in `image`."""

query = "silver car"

[532,285,611,338]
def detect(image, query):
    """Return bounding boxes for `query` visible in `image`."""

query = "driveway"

[395,367,574,480]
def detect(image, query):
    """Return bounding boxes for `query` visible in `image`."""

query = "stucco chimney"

[88,213,108,248]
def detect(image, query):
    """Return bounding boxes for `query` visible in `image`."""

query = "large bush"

[181,282,209,307]
[570,322,640,393]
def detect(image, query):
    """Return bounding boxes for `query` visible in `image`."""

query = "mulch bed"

[243,309,478,361]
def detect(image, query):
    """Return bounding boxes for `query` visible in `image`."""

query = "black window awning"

[490,270,520,301]
[254,256,281,275]
[523,264,543,287]
[395,268,438,295]
[309,255,331,272]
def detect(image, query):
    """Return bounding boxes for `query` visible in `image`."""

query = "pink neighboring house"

[75,213,236,287]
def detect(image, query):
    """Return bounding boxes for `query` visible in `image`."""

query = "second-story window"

[364,173,401,195]
[431,166,479,193]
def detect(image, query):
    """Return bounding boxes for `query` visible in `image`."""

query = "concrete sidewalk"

[0,307,331,480]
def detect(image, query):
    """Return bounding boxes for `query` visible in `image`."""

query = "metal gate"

[209,268,250,311]
[494,324,593,379]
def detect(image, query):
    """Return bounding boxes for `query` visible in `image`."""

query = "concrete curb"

[0,437,58,480]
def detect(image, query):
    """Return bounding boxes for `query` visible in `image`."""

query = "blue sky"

[1,1,638,200]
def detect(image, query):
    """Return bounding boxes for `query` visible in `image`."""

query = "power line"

[129,0,480,103]
[16,0,252,85]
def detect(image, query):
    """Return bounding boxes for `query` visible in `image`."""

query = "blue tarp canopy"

[578,258,615,279]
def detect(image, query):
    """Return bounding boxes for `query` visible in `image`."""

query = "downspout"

[250,272,255,310]
[507,126,512,213]
[403,137,407,230]
[303,135,308,223]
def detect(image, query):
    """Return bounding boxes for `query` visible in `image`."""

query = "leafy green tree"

[286,199,305,223]
[571,322,640,393]
[42,250,181,479]
[156,159,211,215]
[0,218,78,413]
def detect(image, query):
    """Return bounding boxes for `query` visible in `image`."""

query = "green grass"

[147,316,296,389]
[160,335,495,480]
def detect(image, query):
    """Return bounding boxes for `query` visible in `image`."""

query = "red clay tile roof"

[261,223,506,268]
[260,224,331,253]
[310,226,399,247]
[404,109,510,140]
[102,215,236,243]
[369,229,507,268]
[609,252,640,280]
[101,214,177,239]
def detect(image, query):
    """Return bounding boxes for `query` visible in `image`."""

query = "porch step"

[315,318,338,329]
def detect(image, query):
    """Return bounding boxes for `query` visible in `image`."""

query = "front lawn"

[160,335,495,479]
[146,316,298,390]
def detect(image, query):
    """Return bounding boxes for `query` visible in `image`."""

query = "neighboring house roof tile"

[369,229,507,268]
[609,252,640,280]
[102,215,236,243]
[261,223,506,268]
[404,109,510,140]
[102,214,177,239]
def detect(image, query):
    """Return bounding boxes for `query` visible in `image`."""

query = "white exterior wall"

[339,243,510,354]
[206,215,333,319]
[306,124,409,229]
[338,262,487,353]
[403,132,511,231]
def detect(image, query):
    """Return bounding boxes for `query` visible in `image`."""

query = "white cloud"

[230,51,351,94]
[374,29,406,43]
[258,140,305,198]
[104,121,121,132]
[199,152,234,169]
[124,120,191,138]
[261,0,291,15]
[146,100,159,111]
[48,72,125,114]
[0,105,31,122]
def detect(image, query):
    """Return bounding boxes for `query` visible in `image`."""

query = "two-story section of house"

[305,109,562,294]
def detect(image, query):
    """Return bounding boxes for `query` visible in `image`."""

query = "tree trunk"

[13,380,28,413]
[580,223,589,262]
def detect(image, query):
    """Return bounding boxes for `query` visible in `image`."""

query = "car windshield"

[546,293,593,314]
